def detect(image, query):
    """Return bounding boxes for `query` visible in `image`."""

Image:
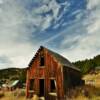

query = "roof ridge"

[44,47,80,71]
[28,46,80,71]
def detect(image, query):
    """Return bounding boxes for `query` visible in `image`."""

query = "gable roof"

[46,47,80,71]
[28,46,80,72]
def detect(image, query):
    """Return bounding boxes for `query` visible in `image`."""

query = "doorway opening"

[29,79,34,90]
[50,79,56,92]
[39,79,45,96]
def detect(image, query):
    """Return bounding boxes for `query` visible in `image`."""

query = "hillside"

[73,55,100,74]
[0,68,26,83]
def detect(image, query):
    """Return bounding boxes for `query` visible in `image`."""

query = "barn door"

[39,79,45,96]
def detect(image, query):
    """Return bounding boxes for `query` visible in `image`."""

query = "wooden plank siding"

[26,46,82,100]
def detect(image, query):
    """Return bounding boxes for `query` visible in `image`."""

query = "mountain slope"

[73,55,100,74]
[0,68,26,83]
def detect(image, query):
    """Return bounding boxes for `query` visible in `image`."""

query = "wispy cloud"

[31,0,61,31]
[0,0,39,69]
[87,0,100,10]
[57,0,100,61]
[41,0,100,62]
[0,0,62,69]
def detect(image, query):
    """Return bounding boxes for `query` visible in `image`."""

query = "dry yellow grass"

[74,72,100,100]
[0,72,100,100]
[0,87,100,100]
[83,72,100,88]
[0,89,27,100]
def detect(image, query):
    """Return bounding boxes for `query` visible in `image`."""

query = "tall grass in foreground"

[65,85,100,100]
[0,85,100,100]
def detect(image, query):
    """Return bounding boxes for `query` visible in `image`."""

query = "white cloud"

[0,0,3,4]
[41,15,53,30]
[0,0,61,69]
[60,1,68,6]
[32,4,50,14]
[53,23,60,29]
[36,0,100,62]
[61,35,81,47]
[87,0,100,10]
[43,17,86,45]
[61,31,100,62]
[0,42,35,68]
[49,0,60,19]
[56,2,70,22]
[0,0,40,69]
[87,19,100,34]
[87,0,100,34]
[41,0,100,62]
[58,0,100,61]
[32,0,61,30]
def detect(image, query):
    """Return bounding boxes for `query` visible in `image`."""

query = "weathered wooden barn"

[26,46,82,100]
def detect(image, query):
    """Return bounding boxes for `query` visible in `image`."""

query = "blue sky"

[0,0,100,69]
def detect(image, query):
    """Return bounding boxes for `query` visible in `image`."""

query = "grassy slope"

[74,72,100,100]
[0,68,26,83]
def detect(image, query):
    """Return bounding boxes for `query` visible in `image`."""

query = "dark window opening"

[39,79,44,96]
[50,80,56,92]
[29,79,34,90]
[40,56,45,66]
